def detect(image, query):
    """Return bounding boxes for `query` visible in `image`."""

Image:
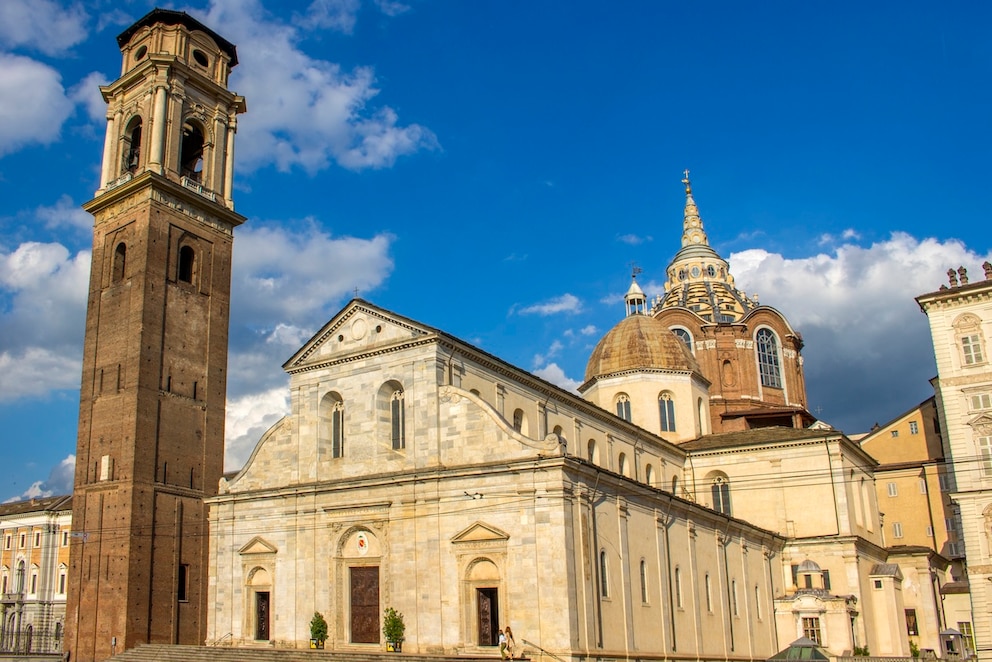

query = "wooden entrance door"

[255,591,270,640]
[350,566,380,643]
[477,587,499,646]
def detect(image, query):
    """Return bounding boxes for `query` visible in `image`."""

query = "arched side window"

[512,408,527,434]
[112,242,126,283]
[180,119,205,182]
[122,116,142,173]
[599,550,609,597]
[391,389,405,450]
[615,393,631,422]
[618,453,629,477]
[672,475,679,495]
[587,439,598,465]
[756,328,783,388]
[705,573,712,612]
[710,474,732,515]
[674,566,683,608]
[15,560,24,592]
[639,559,648,603]
[178,245,195,283]
[645,463,655,487]
[671,327,693,353]
[659,392,676,432]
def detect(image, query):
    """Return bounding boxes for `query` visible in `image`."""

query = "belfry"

[64,10,245,661]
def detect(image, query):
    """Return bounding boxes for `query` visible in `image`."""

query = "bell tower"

[65,10,245,661]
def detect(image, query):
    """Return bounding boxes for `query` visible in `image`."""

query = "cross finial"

[353,287,360,298]
[682,168,692,193]
[629,261,642,279]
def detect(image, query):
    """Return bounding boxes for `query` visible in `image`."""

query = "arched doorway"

[467,559,501,647]
[247,567,271,641]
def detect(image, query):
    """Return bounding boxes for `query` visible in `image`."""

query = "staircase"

[111,645,510,662]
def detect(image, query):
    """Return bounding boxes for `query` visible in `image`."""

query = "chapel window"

[803,617,822,644]
[711,475,732,516]
[618,453,629,477]
[756,328,783,388]
[587,439,598,465]
[639,559,648,603]
[320,392,345,459]
[674,566,683,608]
[645,464,655,487]
[659,392,676,432]
[512,408,527,435]
[615,393,631,422]
[671,327,693,353]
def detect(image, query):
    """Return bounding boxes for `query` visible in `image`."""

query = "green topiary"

[310,611,328,643]
[383,607,406,645]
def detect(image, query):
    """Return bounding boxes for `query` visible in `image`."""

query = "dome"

[797,559,822,573]
[585,314,700,383]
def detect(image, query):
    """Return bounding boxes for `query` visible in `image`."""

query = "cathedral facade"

[205,300,785,659]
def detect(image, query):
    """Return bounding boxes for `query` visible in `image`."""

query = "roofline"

[858,394,937,445]
[117,8,239,67]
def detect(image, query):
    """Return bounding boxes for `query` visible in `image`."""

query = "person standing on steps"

[504,625,516,659]
[498,628,508,659]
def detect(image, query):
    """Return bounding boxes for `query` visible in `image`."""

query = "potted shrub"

[310,611,328,649]
[382,607,405,652]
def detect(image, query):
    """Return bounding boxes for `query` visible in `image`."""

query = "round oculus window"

[134,45,148,61]
[691,266,701,278]
[192,49,209,67]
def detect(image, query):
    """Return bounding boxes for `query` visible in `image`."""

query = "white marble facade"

[206,300,785,660]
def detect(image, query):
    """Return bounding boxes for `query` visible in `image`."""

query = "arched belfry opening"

[180,119,205,182]
[122,116,142,173]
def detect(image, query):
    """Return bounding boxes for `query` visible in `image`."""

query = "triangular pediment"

[283,299,437,371]
[239,536,277,555]
[451,521,510,544]
[969,413,992,436]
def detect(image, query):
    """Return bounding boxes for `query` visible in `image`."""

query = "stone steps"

[110,645,513,662]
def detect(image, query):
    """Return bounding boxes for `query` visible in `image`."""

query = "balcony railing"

[181,175,217,202]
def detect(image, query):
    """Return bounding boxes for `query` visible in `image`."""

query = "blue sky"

[1,0,990,502]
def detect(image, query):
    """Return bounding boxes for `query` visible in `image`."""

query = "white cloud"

[533,339,564,367]
[0,54,75,156]
[0,0,88,55]
[298,0,361,33]
[225,387,291,472]
[730,232,992,431]
[200,0,438,173]
[374,0,412,17]
[0,242,90,400]
[518,293,582,316]
[580,324,598,336]
[232,223,394,324]
[34,195,93,232]
[4,454,75,503]
[533,363,581,392]
[617,233,652,245]
[69,71,111,124]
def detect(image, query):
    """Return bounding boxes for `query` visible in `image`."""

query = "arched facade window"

[645,464,655,487]
[674,566,683,608]
[15,561,24,592]
[319,392,344,459]
[390,389,405,449]
[599,550,609,597]
[112,242,126,283]
[378,381,406,450]
[672,475,680,494]
[710,473,732,515]
[615,393,631,422]
[671,327,693,353]
[705,573,712,611]
[122,116,142,173]
[178,245,195,283]
[756,328,783,388]
[587,439,598,464]
[618,453,629,477]
[659,392,676,432]
[180,119,205,181]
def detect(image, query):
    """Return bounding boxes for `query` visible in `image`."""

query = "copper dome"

[584,314,700,383]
